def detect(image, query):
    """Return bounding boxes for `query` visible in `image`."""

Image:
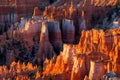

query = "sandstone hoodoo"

[16,19,42,49]
[33,21,55,65]
[0,0,49,34]
[33,7,43,17]
[46,20,62,54]
[41,28,120,80]
[62,19,75,43]
[88,61,106,80]
[71,54,87,80]
[0,0,120,80]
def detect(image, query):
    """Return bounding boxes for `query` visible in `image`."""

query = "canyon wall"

[0,14,119,79]
[0,0,119,80]
[0,0,49,34]
[42,29,120,80]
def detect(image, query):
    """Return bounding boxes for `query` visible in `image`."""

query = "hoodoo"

[0,0,120,80]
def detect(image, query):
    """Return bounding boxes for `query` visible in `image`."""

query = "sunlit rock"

[33,7,43,17]
[19,19,42,48]
[34,21,55,65]
[43,44,75,80]
[89,61,106,80]
[71,55,87,80]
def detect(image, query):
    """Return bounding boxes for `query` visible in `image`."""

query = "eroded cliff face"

[0,19,120,80]
[0,61,37,80]
[33,21,55,65]
[62,19,75,43]
[42,0,118,28]
[39,0,119,43]
[46,20,62,54]
[41,29,120,80]
[0,0,120,80]
[0,0,49,34]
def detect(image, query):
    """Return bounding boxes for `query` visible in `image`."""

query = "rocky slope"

[41,29,120,80]
[0,0,49,34]
[0,0,120,80]
[0,17,119,80]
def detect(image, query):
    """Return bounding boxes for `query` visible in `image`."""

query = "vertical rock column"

[89,60,105,80]
[20,20,42,49]
[47,21,63,54]
[117,50,120,77]
[62,19,75,43]
[71,55,87,80]
[34,21,55,65]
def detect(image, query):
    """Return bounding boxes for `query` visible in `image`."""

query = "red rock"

[107,62,112,73]
[117,63,120,77]
[34,21,55,65]
[43,44,75,80]
[71,55,87,80]
[89,61,106,80]
[0,0,49,31]
[62,19,75,43]
[117,50,120,75]
[0,61,37,79]
[84,75,90,80]
[46,20,63,53]
[19,19,42,48]
[0,0,119,80]
[33,7,43,16]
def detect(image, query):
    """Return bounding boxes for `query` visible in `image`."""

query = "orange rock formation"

[0,0,119,80]
[42,28,120,80]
